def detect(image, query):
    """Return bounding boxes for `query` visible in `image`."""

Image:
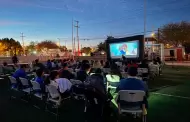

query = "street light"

[151,33,155,37]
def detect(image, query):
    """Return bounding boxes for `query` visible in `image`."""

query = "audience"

[93,60,102,68]
[59,63,75,80]
[35,69,45,92]
[46,60,52,70]
[103,61,110,68]
[45,71,72,97]
[139,59,149,69]
[100,60,104,67]
[77,63,91,82]
[110,63,122,79]
[2,62,14,74]
[34,59,45,71]
[12,65,27,79]
[117,67,148,108]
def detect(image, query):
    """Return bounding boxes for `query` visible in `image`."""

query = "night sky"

[0,0,190,48]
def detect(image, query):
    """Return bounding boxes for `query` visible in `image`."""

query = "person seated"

[103,61,110,68]
[110,63,122,79]
[82,60,89,65]
[93,60,102,68]
[106,63,121,90]
[116,67,148,109]
[46,60,52,70]
[51,60,56,69]
[126,60,138,69]
[77,63,91,82]
[12,65,28,88]
[138,59,149,78]
[100,60,104,67]
[13,65,27,79]
[35,69,45,93]
[45,71,72,97]
[2,62,14,74]
[59,63,75,80]
[34,59,45,71]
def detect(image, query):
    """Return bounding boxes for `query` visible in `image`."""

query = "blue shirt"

[13,68,27,79]
[117,78,147,92]
[116,78,148,108]
[35,77,44,86]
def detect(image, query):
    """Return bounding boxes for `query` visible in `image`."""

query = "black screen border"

[106,35,144,61]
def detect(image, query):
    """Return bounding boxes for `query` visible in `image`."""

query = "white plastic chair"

[70,79,83,85]
[138,68,148,75]
[121,72,128,78]
[46,85,61,104]
[117,90,147,122]
[102,68,111,74]
[68,68,73,73]
[8,76,17,85]
[46,84,62,120]
[8,76,19,99]
[19,77,31,93]
[137,68,149,80]
[75,69,80,72]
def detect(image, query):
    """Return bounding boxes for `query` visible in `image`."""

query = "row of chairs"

[8,75,147,122]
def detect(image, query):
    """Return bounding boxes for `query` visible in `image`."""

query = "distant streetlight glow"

[151,33,155,37]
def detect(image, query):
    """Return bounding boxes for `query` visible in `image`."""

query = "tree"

[81,47,92,55]
[36,40,58,51]
[156,21,190,48]
[26,41,36,54]
[0,38,23,56]
[59,46,67,52]
[97,36,114,51]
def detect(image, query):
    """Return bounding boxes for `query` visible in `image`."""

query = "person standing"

[12,54,18,65]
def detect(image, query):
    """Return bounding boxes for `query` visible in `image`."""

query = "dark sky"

[0,0,190,47]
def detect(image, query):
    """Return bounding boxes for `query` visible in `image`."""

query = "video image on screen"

[109,40,139,59]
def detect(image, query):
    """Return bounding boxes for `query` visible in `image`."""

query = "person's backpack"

[85,74,106,95]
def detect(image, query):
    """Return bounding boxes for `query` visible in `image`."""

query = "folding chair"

[75,69,80,72]
[30,81,46,109]
[46,84,62,120]
[121,72,128,78]
[138,68,149,81]
[8,76,19,99]
[68,68,73,73]
[70,79,85,100]
[19,77,32,94]
[102,68,111,74]
[117,90,147,122]
[31,81,43,99]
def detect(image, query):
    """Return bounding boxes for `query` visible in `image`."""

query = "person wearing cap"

[116,66,148,108]
[59,63,75,80]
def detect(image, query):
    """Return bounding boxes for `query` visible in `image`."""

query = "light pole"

[57,38,61,47]
[144,0,147,45]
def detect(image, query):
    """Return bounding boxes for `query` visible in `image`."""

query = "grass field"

[0,65,190,122]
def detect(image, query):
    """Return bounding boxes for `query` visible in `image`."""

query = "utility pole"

[20,32,25,56]
[157,28,160,43]
[74,37,76,55]
[72,18,74,56]
[74,20,80,56]
[144,0,147,45]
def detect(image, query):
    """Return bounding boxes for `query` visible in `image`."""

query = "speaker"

[170,50,175,57]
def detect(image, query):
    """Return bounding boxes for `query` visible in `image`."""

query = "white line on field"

[152,92,190,100]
